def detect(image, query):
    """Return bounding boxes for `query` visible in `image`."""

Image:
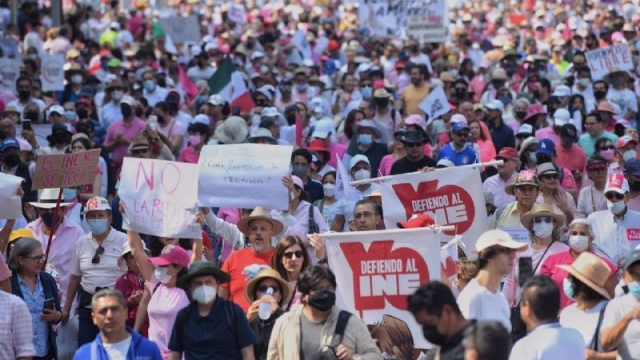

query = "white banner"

[40,54,65,91]
[359,0,447,40]
[291,30,313,61]
[0,173,24,219]
[380,166,487,253]
[0,58,20,92]
[158,16,200,43]
[419,85,451,123]
[228,4,246,24]
[406,0,447,44]
[119,158,202,239]
[197,144,292,210]
[324,228,441,351]
[585,44,633,80]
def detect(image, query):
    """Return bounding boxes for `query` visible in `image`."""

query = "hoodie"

[73,328,162,360]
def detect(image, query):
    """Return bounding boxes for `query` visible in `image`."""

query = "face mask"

[569,235,589,252]
[121,106,133,118]
[532,89,541,99]
[87,219,110,235]
[54,133,69,145]
[77,108,89,119]
[192,284,217,304]
[25,111,39,122]
[449,69,459,78]
[63,188,77,201]
[40,212,56,228]
[455,88,466,99]
[291,164,308,178]
[578,78,591,87]
[111,90,123,101]
[628,281,640,298]
[157,79,167,88]
[323,183,336,197]
[286,114,296,125]
[3,153,20,167]
[600,149,615,160]
[295,83,308,92]
[499,95,512,106]
[492,81,505,89]
[18,90,31,100]
[630,180,640,192]
[358,134,373,145]
[623,150,637,162]
[529,153,537,164]
[64,110,76,121]
[409,45,419,52]
[27,54,37,60]
[422,324,448,346]
[144,80,156,92]
[611,77,622,87]
[71,74,83,84]
[594,90,606,100]
[307,289,336,311]
[516,111,527,120]
[375,98,389,108]
[533,221,554,238]
[154,266,172,284]
[563,277,575,299]
[608,200,626,214]
[539,70,547,78]
[189,134,202,146]
[361,86,372,98]
[354,168,371,181]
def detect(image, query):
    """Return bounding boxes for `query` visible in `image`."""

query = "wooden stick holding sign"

[42,188,63,270]
[349,160,504,186]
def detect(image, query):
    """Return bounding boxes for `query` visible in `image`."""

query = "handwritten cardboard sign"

[157,15,200,44]
[40,54,65,91]
[33,149,100,189]
[0,173,24,219]
[585,44,633,80]
[197,144,292,210]
[119,158,202,239]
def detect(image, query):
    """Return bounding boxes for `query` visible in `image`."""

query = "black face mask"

[455,88,467,99]
[54,133,70,145]
[409,45,419,52]
[157,116,166,124]
[121,106,133,118]
[25,112,39,122]
[307,289,336,312]
[594,90,606,100]
[375,98,389,108]
[422,324,448,346]
[157,79,167,88]
[18,90,30,100]
[630,180,640,192]
[256,100,267,107]
[3,153,20,167]
[135,106,144,118]
[286,114,296,126]
[515,111,528,120]
[492,81,505,89]
[166,101,179,113]
[532,89,542,99]
[77,108,89,119]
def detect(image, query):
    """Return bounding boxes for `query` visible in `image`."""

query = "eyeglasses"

[540,174,558,180]
[355,212,375,219]
[283,250,304,259]
[599,145,615,150]
[26,254,45,262]
[257,285,281,293]
[454,132,469,137]
[533,217,553,224]
[605,192,625,200]
[92,245,105,264]
[132,148,149,155]
[405,142,422,148]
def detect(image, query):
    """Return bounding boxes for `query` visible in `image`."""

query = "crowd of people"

[1,0,640,359]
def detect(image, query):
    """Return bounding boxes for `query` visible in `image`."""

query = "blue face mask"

[64,110,76,121]
[629,281,640,298]
[358,134,373,145]
[63,188,77,201]
[144,80,155,92]
[361,86,372,98]
[87,219,110,235]
[529,153,537,164]
[563,277,575,299]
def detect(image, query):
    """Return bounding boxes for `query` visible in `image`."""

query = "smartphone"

[43,298,55,311]
[518,257,533,286]
[232,106,240,116]
[22,119,32,131]
[148,115,158,131]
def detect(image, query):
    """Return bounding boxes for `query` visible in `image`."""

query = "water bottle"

[258,287,274,320]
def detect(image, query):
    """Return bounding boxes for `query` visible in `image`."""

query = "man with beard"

[399,63,431,116]
[490,170,539,231]
[390,130,436,175]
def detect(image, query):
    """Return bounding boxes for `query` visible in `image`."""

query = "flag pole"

[42,188,63,271]
[349,160,505,186]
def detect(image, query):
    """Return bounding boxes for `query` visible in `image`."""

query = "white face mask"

[192,284,217,304]
[533,221,554,238]
[608,200,626,215]
[568,235,589,252]
[323,183,336,197]
[154,266,172,284]
[354,169,371,181]
[578,78,591,87]
[623,150,637,162]
[71,74,83,84]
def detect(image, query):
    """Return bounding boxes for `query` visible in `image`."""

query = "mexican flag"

[208,57,254,113]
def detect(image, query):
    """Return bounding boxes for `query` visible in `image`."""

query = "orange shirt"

[555,143,587,173]
[221,247,274,311]
[401,84,430,116]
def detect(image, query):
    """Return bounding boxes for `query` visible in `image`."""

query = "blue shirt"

[18,275,49,357]
[437,144,479,166]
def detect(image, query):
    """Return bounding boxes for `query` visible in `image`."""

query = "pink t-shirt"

[378,154,398,176]
[534,126,561,144]
[178,146,200,164]
[147,275,190,359]
[327,142,346,169]
[105,118,147,165]
[540,250,617,309]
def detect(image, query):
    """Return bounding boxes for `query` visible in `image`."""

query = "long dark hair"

[271,236,311,282]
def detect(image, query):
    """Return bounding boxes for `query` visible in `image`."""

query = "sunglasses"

[455,132,469,138]
[257,285,281,293]
[283,250,304,259]
[132,148,149,155]
[404,142,422,148]
[540,174,558,180]
[92,245,105,264]
[533,217,553,224]
[605,192,625,200]
[599,145,615,150]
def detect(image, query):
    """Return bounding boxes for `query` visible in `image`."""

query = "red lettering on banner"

[627,229,640,241]
[392,180,475,235]
[341,240,429,313]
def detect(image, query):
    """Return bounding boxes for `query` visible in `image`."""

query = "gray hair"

[91,289,126,312]
[569,218,594,237]
[7,237,42,272]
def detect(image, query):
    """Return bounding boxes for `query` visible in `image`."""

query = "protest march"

[3,0,640,359]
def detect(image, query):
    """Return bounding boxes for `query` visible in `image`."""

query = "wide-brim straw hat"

[244,268,292,306]
[237,206,284,235]
[520,204,566,230]
[557,252,612,300]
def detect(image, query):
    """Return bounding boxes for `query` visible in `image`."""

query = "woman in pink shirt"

[502,205,569,307]
[178,121,211,164]
[379,130,405,176]
[541,219,618,309]
[469,119,496,164]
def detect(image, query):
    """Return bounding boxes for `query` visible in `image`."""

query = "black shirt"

[389,156,437,175]
[485,119,515,153]
[304,178,324,203]
[359,143,390,177]
[424,320,475,360]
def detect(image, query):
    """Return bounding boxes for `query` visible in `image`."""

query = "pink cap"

[404,114,426,128]
[148,245,190,268]
[373,79,385,89]
[612,31,624,43]
[220,43,230,54]
[616,135,637,149]
[291,175,304,189]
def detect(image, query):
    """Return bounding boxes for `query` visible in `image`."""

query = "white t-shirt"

[601,293,640,359]
[456,278,512,331]
[186,65,215,83]
[103,335,132,360]
[559,300,608,351]
[509,322,585,360]
[607,87,638,117]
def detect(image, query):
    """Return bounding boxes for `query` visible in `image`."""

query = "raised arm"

[127,230,154,282]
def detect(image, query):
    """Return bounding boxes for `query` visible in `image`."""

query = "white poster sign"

[40,54,65,91]
[291,30,313,60]
[158,16,200,43]
[0,58,20,92]
[359,0,447,39]
[119,158,202,239]
[585,44,634,80]
[419,85,451,123]
[197,144,292,210]
[406,0,447,44]
[380,166,487,254]
[324,228,441,351]
[228,4,246,23]
[0,173,24,219]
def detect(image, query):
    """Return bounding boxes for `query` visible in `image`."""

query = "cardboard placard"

[33,149,101,189]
